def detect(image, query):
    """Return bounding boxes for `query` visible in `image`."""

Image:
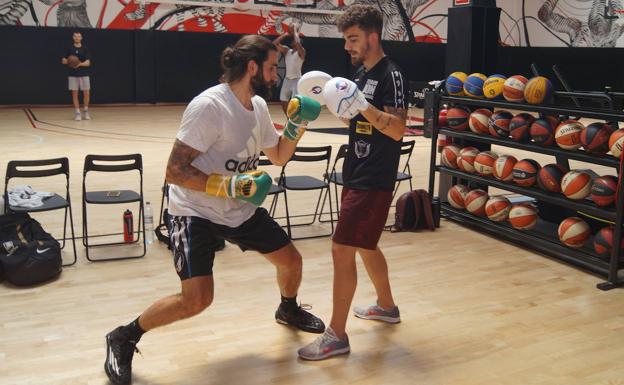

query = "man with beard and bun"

[104,35,325,385]
[298,5,407,360]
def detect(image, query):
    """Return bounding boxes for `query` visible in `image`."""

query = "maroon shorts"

[332,187,393,250]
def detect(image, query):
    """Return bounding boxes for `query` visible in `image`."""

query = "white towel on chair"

[8,185,54,208]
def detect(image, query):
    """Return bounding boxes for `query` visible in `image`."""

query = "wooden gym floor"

[0,105,623,385]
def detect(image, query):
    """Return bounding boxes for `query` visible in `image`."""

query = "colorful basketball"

[555,120,584,150]
[593,226,624,260]
[485,196,512,222]
[438,108,448,127]
[447,184,470,209]
[488,110,513,138]
[493,155,517,182]
[465,189,489,216]
[464,73,487,98]
[483,74,506,100]
[512,159,541,187]
[446,72,468,96]
[503,75,528,102]
[608,128,624,157]
[457,147,479,173]
[469,108,492,134]
[581,122,612,153]
[558,217,590,248]
[447,106,470,131]
[524,76,554,105]
[561,170,592,200]
[530,118,555,146]
[509,113,535,142]
[474,151,499,176]
[508,203,538,230]
[537,163,567,193]
[590,175,617,207]
[441,144,461,168]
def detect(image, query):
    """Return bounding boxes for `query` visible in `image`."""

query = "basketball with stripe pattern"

[524,76,553,105]
[561,170,592,200]
[512,159,541,187]
[446,72,467,96]
[447,184,470,209]
[537,164,568,193]
[464,189,488,216]
[464,73,487,98]
[469,109,492,134]
[493,155,517,182]
[441,145,461,169]
[485,196,511,221]
[555,120,584,150]
[488,110,513,138]
[590,175,617,207]
[593,226,624,261]
[474,151,498,176]
[503,75,528,102]
[608,128,624,157]
[509,113,535,142]
[530,118,555,146]
[438,108,448,127]
[508,203,538,230]
[447,106,470,131]
[581,122,612,153]
[558,217,590,248]
[457,147,479,173]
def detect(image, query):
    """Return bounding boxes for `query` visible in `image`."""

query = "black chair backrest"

[280,146,333,182]
[399,140,415,173]
[258,151,272,167]
[6,158,69,179]
[83,154,143,174]
[329,144,348,175]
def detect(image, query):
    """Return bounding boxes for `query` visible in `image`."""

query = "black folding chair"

[319,143,348,222]
[82,154,145,261]
[275,145,334,240]
[258,152,292,238]
[3,157,77,266]
[392,140,416,200]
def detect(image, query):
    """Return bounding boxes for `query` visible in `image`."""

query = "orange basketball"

[555,120,584,150]
[558,217,590,248]
[465,189,489,216]
[508,203,538,230]
[493,155,517,182]
[67,55,80,68]
[474,151,498,176]
[590,175,617,207]
[447,184,470,209]
[561,170,592,200]
[457,147,479,173]
[441,145,461,168]
[503,75,528,102]
[447,106,470,131]
[537,163,567,193]
[512,159,541,187]
[485,196,512,222]
[608,128,624,157]
[469,109,492,134]
[581,122,612,153]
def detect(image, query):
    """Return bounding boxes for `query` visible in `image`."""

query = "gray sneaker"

[353,303,400,323]
[74,111,82,121]
[83,110,91,120]
[297,327,350,361]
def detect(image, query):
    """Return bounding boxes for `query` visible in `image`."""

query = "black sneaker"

[275,303,325,334]
[105,326,140,385]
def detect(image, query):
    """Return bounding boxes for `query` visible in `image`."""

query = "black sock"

[281,295,298,312]
[121,317,145,343]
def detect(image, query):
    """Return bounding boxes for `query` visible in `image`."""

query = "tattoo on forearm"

[166,140,203,183]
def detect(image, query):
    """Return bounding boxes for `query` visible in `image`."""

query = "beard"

[349,41,370,66]
[251,70,274,100]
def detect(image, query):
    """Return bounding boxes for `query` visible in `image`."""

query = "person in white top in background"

[273,23,306,115]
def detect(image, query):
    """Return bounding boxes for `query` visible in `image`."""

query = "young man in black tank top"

[298,5,409,361]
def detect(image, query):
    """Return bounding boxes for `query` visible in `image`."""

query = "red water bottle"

[123,209,133,243]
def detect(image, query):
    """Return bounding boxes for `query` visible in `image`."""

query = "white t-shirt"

[285,49,304,79]
[168,83,280,227]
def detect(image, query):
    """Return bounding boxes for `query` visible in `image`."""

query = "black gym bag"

[0,213,62,286]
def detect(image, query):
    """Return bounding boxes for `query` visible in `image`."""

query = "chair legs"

[61,204,78,267]
[83,200,147,262]
[282,187,333,240]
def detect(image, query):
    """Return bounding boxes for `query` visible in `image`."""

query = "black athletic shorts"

[168,208,291,280]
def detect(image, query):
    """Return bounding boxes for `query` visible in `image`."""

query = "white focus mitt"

[297,70,332,106]
[322,77,369,120]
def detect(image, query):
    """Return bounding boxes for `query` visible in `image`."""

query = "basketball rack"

[426,81,624,291]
